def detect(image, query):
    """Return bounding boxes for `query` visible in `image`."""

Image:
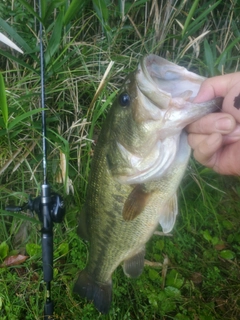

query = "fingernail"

[215,118,233,131]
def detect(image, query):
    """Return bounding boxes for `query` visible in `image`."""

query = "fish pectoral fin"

[123,185,152,221]
[159,193,178,233]
[123,248,145,278]
[77,206,90,241]
[73,270,112,314]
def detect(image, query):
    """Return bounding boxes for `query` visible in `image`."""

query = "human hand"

[186,72,240,175]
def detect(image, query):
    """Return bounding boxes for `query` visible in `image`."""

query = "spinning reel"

[6,192,65,224]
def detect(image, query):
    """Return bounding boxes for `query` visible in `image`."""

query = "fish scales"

[81,134,184,283]
[73,55,222,314]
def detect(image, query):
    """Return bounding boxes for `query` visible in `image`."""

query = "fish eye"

[119,92,131,107]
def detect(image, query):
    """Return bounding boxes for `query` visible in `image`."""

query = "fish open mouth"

[136,54,205,110]
[134,54,221,130]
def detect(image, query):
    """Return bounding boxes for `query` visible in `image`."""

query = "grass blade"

[45,11,64,66]
[0,32,23,53]
[0,73,8,129]
[0,49,38,73]
[8,108,44,130]
[92,0,112,41]
[204,39,215,76]
[18,0,42,23]
[0,18,33,54]
[182,0,200,37]
[63,0,89,25]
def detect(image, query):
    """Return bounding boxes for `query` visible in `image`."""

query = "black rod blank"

[38,1,54,319]
[39,0,47,185]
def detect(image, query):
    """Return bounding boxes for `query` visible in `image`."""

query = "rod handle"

[44,299,54,319]
[42,232,53,282]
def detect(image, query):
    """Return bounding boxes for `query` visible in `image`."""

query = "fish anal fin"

[73,270,112,314]
[123,248,145,278]
[159,193,178,233]
[123,185,151,221]
[77,206,90,241]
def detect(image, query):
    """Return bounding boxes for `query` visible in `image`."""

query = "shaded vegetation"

[0,0,240,319]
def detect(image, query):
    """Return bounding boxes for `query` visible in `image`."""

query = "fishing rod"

[5,1,65,319]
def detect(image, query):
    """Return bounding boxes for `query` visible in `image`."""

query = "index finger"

[194,72,240,103]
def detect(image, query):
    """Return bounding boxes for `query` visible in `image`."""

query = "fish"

[73,55,222,313]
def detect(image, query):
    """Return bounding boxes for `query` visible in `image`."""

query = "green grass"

[0,0,240,319]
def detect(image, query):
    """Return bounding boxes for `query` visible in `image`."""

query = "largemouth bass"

[73,55,221,313]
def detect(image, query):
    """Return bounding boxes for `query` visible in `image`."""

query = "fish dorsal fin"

[159,193,178,233]
[122,185,152,221]
[123,248,145,278]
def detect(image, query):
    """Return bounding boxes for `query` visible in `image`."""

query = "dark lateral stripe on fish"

[87,219,118,277]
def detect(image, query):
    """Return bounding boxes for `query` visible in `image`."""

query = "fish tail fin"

[73,270,112,314]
